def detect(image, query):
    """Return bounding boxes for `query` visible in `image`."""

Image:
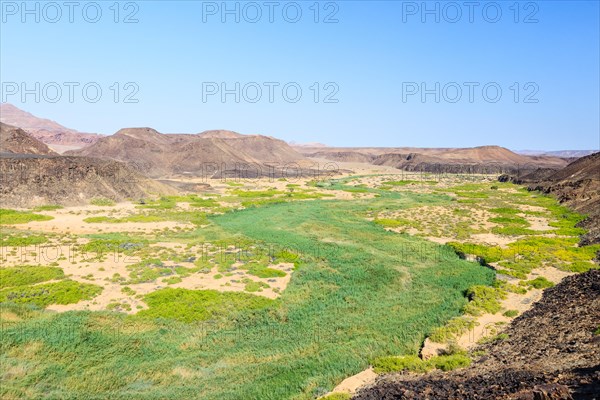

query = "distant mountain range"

[295,145,569,174]
[516,149,598,158]
[0,103,103,152]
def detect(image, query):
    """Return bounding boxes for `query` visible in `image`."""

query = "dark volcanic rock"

[353,270,600,400]
[0,154,177,207]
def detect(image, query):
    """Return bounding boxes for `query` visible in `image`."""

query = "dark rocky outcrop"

[0,122,57,156]
[501,152,600,246]
[0,154,177,207]
[353,270,600,400]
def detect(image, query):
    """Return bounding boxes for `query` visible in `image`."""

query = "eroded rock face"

[353,270,600,400]
[511,385,573,400]
[64,127,307,178]
[0,122,57,155]
[501,152,600,245]
[0,154,178,207]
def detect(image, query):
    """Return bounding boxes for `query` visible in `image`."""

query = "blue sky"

[1,0,599,150]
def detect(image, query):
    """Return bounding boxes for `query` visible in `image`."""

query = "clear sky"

[1,0,598,150]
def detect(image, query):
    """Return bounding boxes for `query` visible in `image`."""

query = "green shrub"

[462,285,505,316]
[138,288,274,322]
[0,234,48,246]
[522,277,554,289]
[494,280,527,294]
[163,276,183,285]
[0,209,53,224]
[372,355,433,374]
[0,266,65,289]
[320,393,351,400]
[503,309,519,317]
[429,316,476,343]
[32,205,63,211]
[247,265,286,278]
[372,353,471,374]
[374,218,410,228]
[90,198,116,206]
[243,279,270,292]
[0,280,102,307]
[431,353,471,371]
[478,333,509,344]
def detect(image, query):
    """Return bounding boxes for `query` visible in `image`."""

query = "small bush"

[429,316,476,343]
[372,353,471,374]
[0,266,65,289]
[522,277,554,289]
[0,280,102,307]
[32,205,63,211]
[90,198,116,206]
[478,333,509,344]
[372,355,433,374]
[503,309,519,318]
[320,394,351,400]
[463,285,505,316]
[0,209,53,224]
[431,353,471,371]
[138,288,273,322]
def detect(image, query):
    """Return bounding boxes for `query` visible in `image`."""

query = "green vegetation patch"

[0,233,48,247]
[521,276,555,289]
[372,353,471,374]
[0,266,65,289]
[89,198,116,206]
[320,393,351,400]
[0,280,102,307]
[138,288,274,322]
[0,192,493,399]
[246,264,286,278]
[0,209,53,224]
[382,180,437,186]
[84,211,208,226]
[31,205,63,211]
[462,285,505,316]
[429,316,476,343]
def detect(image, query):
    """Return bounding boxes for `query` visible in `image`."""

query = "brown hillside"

[298,145,567,174]
[0,122,57,156]
[0,154,178,207]
[528,152,600,245]
[66,127,306,178]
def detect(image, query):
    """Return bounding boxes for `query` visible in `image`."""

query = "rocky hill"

[298,145,568,174]
[66,127,307,178]
[0,103,102,152]
[0,154,178,207]
[523,152,600,246]
[354,269,600,400]
[0,122,57,155]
